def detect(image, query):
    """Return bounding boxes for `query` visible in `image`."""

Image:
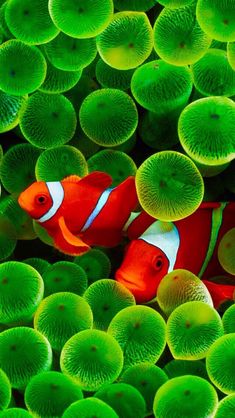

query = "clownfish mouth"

[115,270,146,292]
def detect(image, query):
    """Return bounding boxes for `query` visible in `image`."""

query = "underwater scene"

[1,0,235,417]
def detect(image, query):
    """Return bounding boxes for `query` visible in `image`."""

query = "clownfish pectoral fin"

[62,175,81,183]
[58,216,90,250]
[78,171,113,190]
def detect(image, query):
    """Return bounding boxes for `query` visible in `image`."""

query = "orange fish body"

[116,202,235,307]
[18,172,138,256]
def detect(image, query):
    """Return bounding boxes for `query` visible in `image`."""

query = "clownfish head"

[18,181,64,223]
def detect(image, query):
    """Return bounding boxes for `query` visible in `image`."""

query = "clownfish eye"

[35,194,48,205]
[153,256,163,271]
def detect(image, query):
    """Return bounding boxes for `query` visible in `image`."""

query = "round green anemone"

[0,143,41,193]
[131,60,193,114]
[87,150,137,187]
[0,409,33,417]
[19,92,77,148]
[0,261,44,325]
[107,305,166,369]
[62,398,119,418]
[39,60,82,94]
[194,160,229,178]
[42,261,87,297]
[0,40,47,95]
[33,221,54,246]
[94,383,146,418]
[5,0,59,45]
[34,292,93,352]
[166,301,224,360]
[24,258,50,275]
[157,269,213,316]
[25,371,83,418]
[222,304,235,334]
[0,327,52,389]
[95,59,134,90]
[153,375,218,418]
[178,97,235,165]
[0,213,17,262]
[196,0,235,42]
[43,33,97,72]
[120,363,168,416]
[74,249,111,285]
[163,359,208,380]
[218,229,235,275]
[79,88,138,147]
[96,11,153,70]
[135,151,204,222]
[60,329,123,391]
[157,0,194,7]
[206,333,235,394]
[0,368,11,411]
[83,279,135,331]
[0,2,13,40]
[138,111,179,150]
[113,133,136,153]
[153,5,212,66]
[48,0,113,38]
[228,42,235,70]
[70,125,100,159]
[35,145,87,181]
[114,0,156,11]
[214,394,235,417]
[0,91,27,133]
[191,49,235,97]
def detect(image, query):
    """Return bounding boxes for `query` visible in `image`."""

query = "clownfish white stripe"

[38,182,64,223]
[80,188,113,233]
[140,220,180,272]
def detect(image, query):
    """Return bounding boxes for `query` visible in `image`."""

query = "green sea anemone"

[214,394,235,417]
[24,371,83,418]
[114,0,156,12]
[222,304,235,334]
[60,329,123,391]
[163,359,208,380]
[218,228,235,275]
[0,91,27,134]
[0,368,11,411]
[74,249,111,284]
[0,409,33,417]
[166,301,224,360]
[65,74,99,115]
[62,398,119,418]
[79,88,138,147]
[157,0,194,7]
[23,258,50,275]
[95,59,134,91]
[39,60,82,94]
[96,11,153,70]
[228,42,235,70]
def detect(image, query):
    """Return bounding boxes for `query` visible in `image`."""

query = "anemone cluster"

[1,0,235,416]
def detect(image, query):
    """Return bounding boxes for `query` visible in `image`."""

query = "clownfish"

[116,202,235,307]
[18,172,138,256]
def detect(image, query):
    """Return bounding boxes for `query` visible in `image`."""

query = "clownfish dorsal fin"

[62,175,81,183]
[58,216,90,249]
[78,171,113,190]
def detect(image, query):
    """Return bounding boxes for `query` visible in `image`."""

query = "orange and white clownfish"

[18,172,138,256]
[116,202,235,307]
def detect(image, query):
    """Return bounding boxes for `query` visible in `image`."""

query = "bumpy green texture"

[42,261,87,297]
[131,60,192,114]
[96,11,153,70]
[218,228,235,275]
[157,269,213,316]
[138,111,179,150]
[95,59,134,90]
[34,292,93,352]
[121,363,168,416]
[20,92,77,148]
[48,0,113,38]
[163,359,208,380]
[74,249,111,284]
[114,0,156,11]
[157,0,194,7]
[80,89,138,146]
[0,40,47,95]
[24,371,83,418]
[0,409,33,417]
[24,258,50,275]
[0,327,52,389]
[191,49,235,97]
[0,261,44,325]
[43,33,97,71]
[166,301,224,360]
[62,398,119,418]
[206,334,235,394]
[88,150,137,186]
[39,60,82,94]
[228,42,235,70]
[60,329,123,391]
[94,383,146,418]
[222,304,235,334]
[136,151,204,221]
[153,5,212,66]
[214,394,235,418]
[0,368,11,411]
[0,91,27,133]
[178,97,235,165]
[35,145,87,181]
[196,0,235,42]
[153,375,218,418]
[107,305,166,369]
[84,279,135,331]
[0,143,41,193]
[5,0,59,45]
